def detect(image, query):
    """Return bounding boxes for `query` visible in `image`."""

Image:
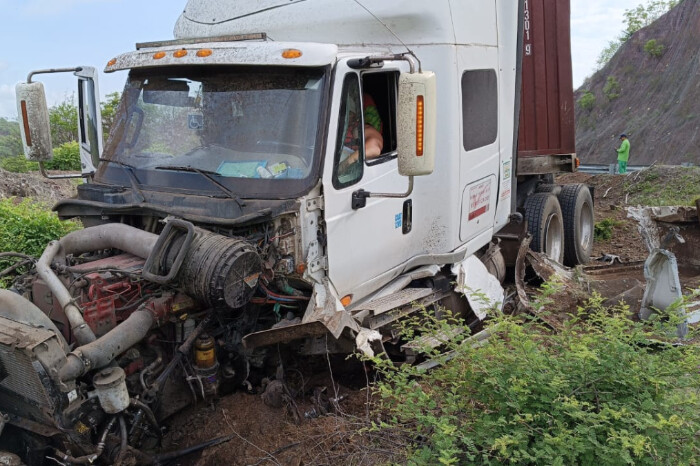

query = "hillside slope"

[574,0,700,165]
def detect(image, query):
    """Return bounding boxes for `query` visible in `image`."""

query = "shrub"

[603,76,621,101]
[0,155,39,173]
[45,141,81,171]
[0,198,81,286]
[0,142,81,173]
[369,292,700,465]
[577,91,596,111]
[594,218,620,241]
[644,39,665,57]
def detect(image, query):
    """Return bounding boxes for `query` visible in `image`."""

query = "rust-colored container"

[518,0,575,157]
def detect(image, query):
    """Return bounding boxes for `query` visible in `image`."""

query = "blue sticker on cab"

[395,213,402,229]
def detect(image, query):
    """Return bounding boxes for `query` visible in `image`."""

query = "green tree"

[624,0,678,36]
[100,91,121,140]
[49,94,78,146]
[603,76,621,100]
[596,0,678,69]
[0,118,22,159]
[596,38,624,70]
[577,91,596,111]
[644,38,665,57]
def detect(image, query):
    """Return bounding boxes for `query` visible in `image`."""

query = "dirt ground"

[159,366,394,466]
[0,168,77,202]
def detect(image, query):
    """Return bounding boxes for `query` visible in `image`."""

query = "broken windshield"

[96,65,327,197]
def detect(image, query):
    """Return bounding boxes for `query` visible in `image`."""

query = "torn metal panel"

[451,255,504,320]
[301,281,360,340]
[640,249,687,338]
[514,235,533,314]
[627,206,661,252]
[525,250,573,283]
[627,206,699,252]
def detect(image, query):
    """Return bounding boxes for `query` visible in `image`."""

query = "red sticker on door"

[468,180,491,221]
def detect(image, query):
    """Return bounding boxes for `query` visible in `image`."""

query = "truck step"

[401,326,466,354]
[355,289,450,330]
[359,288,434,316]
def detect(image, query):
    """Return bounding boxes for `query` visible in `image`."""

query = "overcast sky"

[0,0,644,119]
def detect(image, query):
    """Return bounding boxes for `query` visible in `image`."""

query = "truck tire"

[558,184,594,266]
[524,193,564,263]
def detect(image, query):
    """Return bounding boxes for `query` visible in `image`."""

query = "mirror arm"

[27,68,83,84]
[352,176,414,210]
[347,53,420,73]
[39,162,91,180]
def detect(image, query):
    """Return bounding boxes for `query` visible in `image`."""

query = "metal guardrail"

[579,164,648,174]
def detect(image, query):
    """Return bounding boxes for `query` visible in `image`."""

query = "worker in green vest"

[616,134,630,174]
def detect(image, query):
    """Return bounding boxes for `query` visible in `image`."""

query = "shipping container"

[518,0,576,164]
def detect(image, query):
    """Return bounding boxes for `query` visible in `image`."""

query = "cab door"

[323,64,415,299]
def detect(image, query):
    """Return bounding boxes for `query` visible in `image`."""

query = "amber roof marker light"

[282,49,303,59]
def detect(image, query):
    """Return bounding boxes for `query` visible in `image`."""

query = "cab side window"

[333,74,363,188]
[361,72,398,164]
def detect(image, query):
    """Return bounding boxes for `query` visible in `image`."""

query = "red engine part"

[74,254,147,336]
[33,253,200,342]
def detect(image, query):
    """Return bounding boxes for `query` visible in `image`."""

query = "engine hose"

[59,309,155,382]
[274,277,306,297]
[37,224,161,347]
[140,346,165,391]
[116,415,128,464]
[130,398,161,440]
[259,282,310,302]
[54,416,116,464]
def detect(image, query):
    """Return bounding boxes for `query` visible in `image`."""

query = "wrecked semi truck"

[2,0,592,463]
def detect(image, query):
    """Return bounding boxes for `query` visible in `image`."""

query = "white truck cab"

[12,0,590,379]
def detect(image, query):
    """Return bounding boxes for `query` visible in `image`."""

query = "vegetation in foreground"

[369,286,700,465]
[0,198,80,286]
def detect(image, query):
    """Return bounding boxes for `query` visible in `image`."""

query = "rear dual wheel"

[524,193,564,263]
[559,184,594,266]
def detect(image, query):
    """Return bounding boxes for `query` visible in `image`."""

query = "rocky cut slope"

[574,0,700,165]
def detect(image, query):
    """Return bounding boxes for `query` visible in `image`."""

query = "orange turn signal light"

[173,49,188,58]
[20,101,32,147]
[416,95,425,156]
[196,49,212,57]
[340,295,353,307]
[282,49,302,59]
[153,51,166,60]
[575,157,581,168]
[107,58,117,67]
[296,263,307,275]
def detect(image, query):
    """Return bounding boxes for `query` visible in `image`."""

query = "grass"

[624,166,700,206]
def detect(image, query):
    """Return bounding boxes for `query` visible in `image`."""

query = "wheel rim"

[544,212,563,261]
[579,201,593,251]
